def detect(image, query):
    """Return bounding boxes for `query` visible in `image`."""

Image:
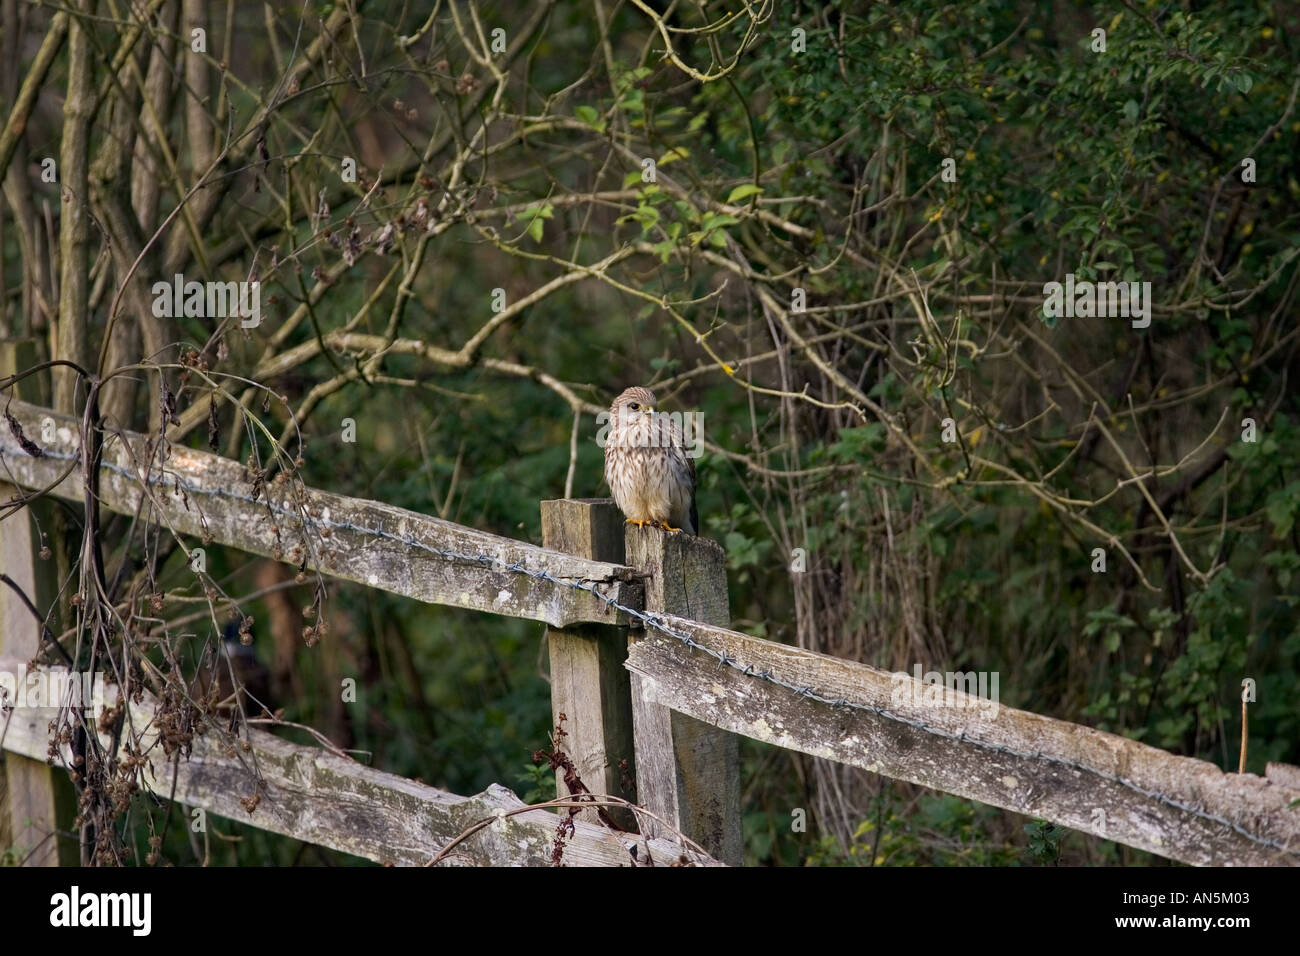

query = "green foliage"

[1023,820,1066,865]
[801,791,1022,867]
[517,760,557,805]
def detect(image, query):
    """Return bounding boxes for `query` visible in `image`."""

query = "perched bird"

[604,386,698,534]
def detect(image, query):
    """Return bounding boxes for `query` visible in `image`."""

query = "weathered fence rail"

[2,395,1298,866]
[0,398,640,629]
[0,656,708,866]
[626,616,1300,866]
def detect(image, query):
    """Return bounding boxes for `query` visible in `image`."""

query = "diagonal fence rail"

[0,398,640,629]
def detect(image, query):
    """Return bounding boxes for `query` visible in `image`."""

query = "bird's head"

[611,386,658,422]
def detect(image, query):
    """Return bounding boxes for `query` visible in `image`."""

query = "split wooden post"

[541,499,638,828]
[625,526,742,865]
[0,339,62,866]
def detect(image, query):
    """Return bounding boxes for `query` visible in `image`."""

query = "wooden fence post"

[0,338,63,866]
[626,527,742,865]
[541,499,637,828]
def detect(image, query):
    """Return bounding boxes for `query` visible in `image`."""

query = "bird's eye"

[628,402,640,411]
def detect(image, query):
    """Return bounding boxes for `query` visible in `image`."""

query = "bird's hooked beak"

[642,405,655,415]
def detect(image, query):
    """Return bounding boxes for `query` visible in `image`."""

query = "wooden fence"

[1,394,1298,866]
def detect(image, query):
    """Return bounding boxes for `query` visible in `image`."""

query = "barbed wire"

[7,436,1297,860]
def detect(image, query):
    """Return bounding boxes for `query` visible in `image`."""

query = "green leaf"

[518,202,553,243]
[1265,482,1300,538]
[620,88,645,112]
[726,183,764,204]
[614,203,660,233]
[700,212,741,231]
[574,105,604,130]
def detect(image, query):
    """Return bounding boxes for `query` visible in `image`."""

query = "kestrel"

[604,386,697,534]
